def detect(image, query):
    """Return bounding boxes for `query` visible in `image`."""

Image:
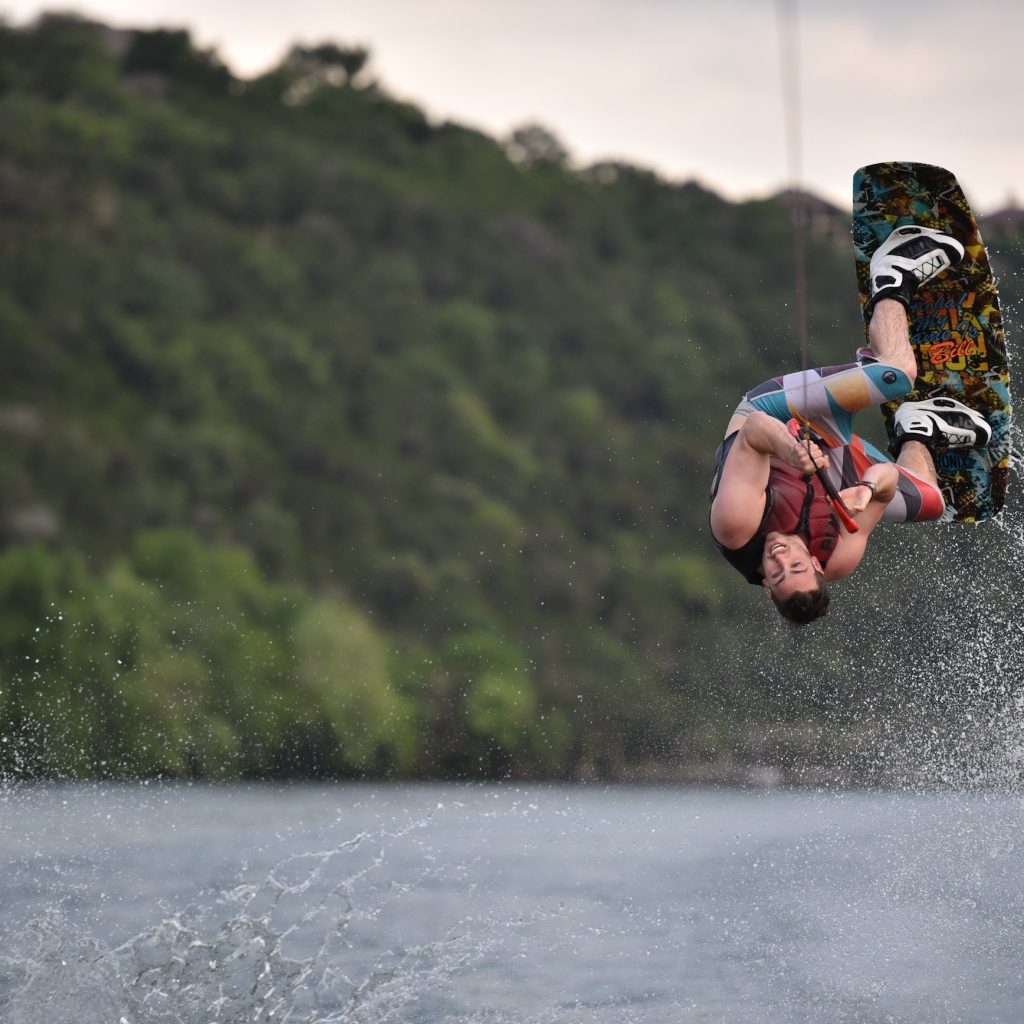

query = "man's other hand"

[838,463,899,513]
[781,436,828,475]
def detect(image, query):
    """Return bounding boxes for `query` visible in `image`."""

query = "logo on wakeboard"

[913,291,989,371]
[926,336,986,369]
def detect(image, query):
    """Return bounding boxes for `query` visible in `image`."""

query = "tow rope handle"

[786,420,860,534]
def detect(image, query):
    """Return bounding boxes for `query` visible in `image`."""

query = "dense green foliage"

[1,15,1022,781]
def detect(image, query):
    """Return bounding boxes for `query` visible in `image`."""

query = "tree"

[505,123,569,168]
[121,28,233,94]
[278,42,372,103]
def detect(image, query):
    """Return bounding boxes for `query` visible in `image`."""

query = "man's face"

[760,532,823,600]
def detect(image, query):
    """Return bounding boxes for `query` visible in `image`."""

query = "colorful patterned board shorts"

[732,360,945,523]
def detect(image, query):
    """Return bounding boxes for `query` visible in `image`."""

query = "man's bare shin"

[896,439,938,489]
[869,299,918,383]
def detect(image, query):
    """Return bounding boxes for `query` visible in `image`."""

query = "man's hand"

[780,435,828,475]
[837,463,899,514]
[741,412,829,474]
[838,483,875,515]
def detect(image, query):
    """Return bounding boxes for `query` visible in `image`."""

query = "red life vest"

[710,430,842,584]
[764,456,840,567]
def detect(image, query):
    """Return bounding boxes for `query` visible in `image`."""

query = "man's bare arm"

[825,462,900,579]
[710,411,828,548]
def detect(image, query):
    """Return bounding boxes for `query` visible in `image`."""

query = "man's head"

[760,532,830,624]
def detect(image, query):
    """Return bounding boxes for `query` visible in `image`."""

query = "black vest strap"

[795,477,815,538]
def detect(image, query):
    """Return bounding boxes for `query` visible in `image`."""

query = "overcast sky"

[7,0,1023,211]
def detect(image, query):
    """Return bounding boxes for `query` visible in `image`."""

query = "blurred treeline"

[1,14,1021,781]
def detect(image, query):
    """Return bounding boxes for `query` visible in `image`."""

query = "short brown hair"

[770,571,830,625]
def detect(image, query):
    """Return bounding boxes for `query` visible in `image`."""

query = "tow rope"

[787,420,860,534]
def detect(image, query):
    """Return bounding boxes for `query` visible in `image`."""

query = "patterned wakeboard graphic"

[853,162,1012,523]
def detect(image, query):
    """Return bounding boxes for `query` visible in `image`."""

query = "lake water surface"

[1,782,1022,1023]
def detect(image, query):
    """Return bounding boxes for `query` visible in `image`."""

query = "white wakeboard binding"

[866,225,965,314]
[891,397,992,455]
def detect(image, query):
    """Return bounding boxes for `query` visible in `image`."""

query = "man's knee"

[864,362,915,402]
[889,354,918,386]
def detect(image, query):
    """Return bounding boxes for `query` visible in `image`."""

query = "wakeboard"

[853,161,1011,523]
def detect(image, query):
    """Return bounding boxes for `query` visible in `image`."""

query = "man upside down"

[709,224,991,625]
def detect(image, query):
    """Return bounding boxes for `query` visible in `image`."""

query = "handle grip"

[786,420,860,534]
[819,473,860,533]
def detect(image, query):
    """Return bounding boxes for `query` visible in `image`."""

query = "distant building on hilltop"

[981,198,1024,237]
[773,189,847,239]
[98,24,134,59]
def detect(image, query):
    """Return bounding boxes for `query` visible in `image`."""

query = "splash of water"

[737,401,1024,792]
[0,816,496,1024]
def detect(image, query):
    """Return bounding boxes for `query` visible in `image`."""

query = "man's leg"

[729,358,914,448]
[865,223,989,461]
[842,434,945,522]
[895,439,939,489]
[865,298,939,487]
[866,298,918,383]
[723,228,966,448]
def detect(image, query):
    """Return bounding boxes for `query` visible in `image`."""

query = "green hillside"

[1,14,1021,782]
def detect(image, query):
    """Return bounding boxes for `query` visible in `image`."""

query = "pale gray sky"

[6,0,1023,211]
